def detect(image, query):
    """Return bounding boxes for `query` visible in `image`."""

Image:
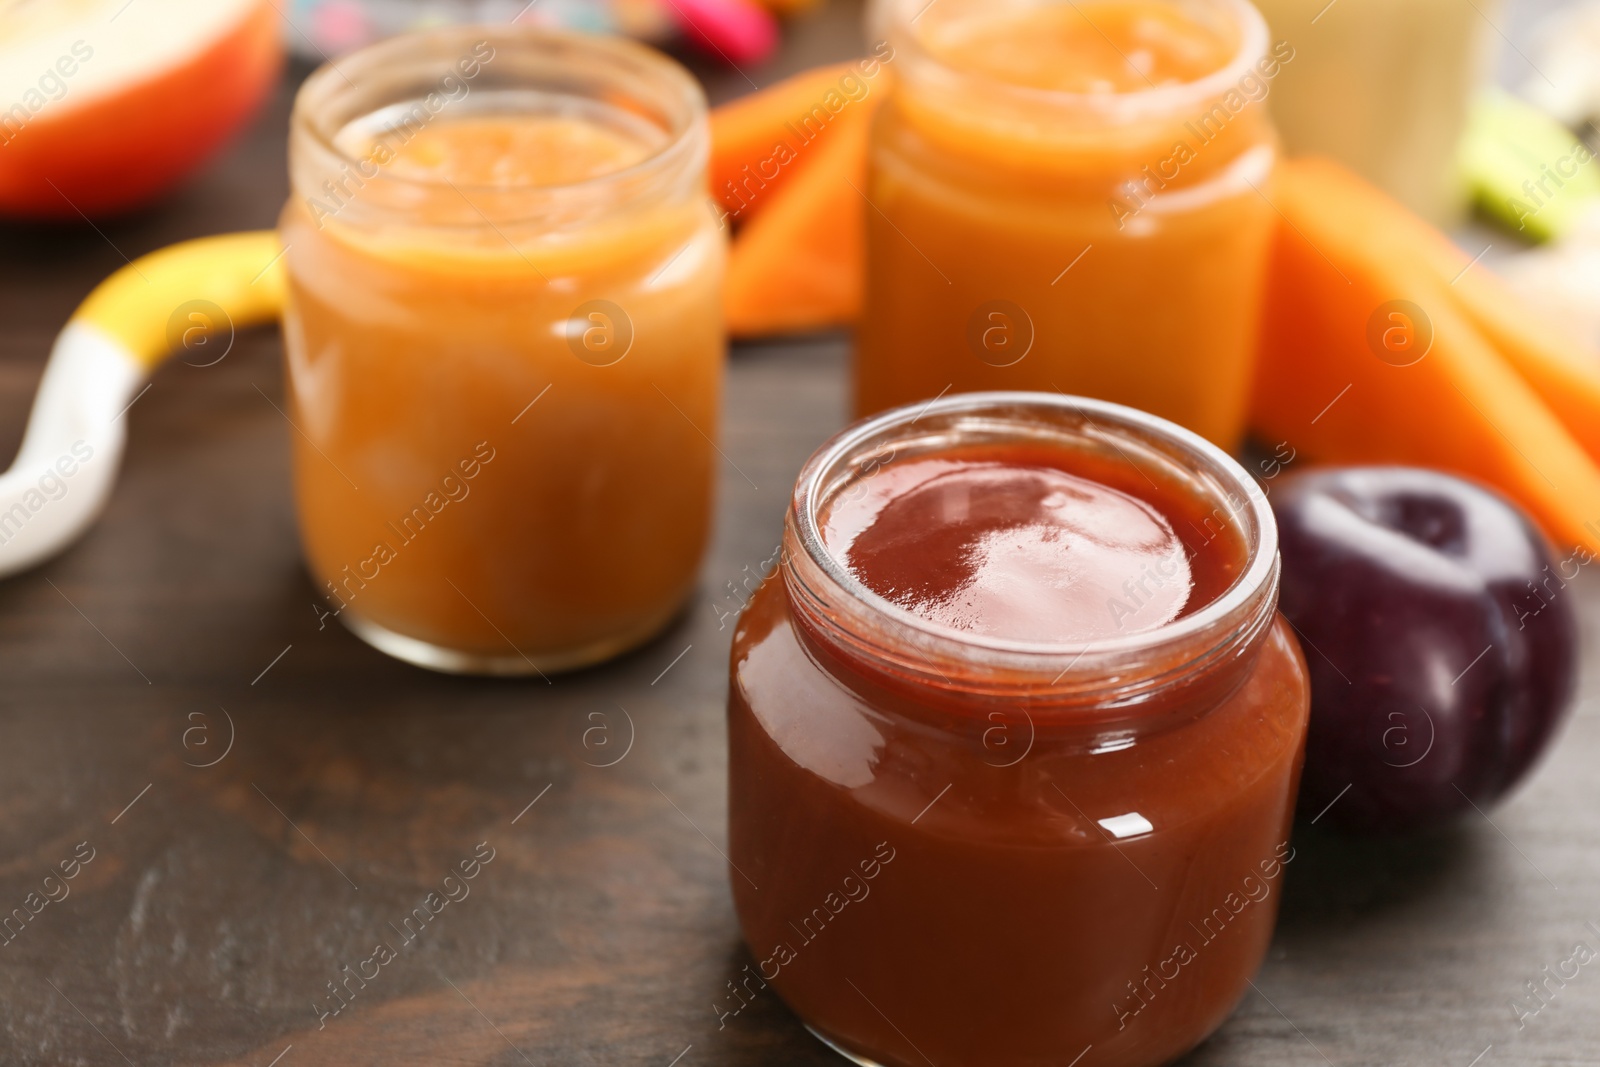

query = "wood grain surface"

[2,3,1599,1066]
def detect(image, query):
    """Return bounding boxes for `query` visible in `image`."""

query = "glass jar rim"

[784,392,1280,695]
[877,0,1272,122]
[290,24,707,200]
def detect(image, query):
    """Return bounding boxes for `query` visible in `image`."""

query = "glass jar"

[728,393,1310,1067]
[855,0,1279,449]
[1251,0,1496,226]
[281,26,723,674]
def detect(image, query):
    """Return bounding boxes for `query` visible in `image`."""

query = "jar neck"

[287,26,708,236]
[876,0,1276,190]
[781,393,1281,729]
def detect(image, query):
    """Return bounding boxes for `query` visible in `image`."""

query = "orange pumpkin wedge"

[723,102,872,337]
[1252,158,1600,552]
[1280,158,1600,463]
[710,62,883,228]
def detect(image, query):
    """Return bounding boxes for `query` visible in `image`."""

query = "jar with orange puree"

[282,28,722,673]
[728,394,1310,1067]
[856,0,1284,448]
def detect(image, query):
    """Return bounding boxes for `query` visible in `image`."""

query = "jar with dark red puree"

[727,393,1310,1067]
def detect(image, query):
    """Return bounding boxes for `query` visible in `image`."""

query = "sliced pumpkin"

[1252,158,1600,553]
[722,102,872,337]
[1281,158,1600,463]
[709,62,880,227]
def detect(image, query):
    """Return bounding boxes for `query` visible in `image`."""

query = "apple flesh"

[0,0,282,219]
[1271,466,1580,834]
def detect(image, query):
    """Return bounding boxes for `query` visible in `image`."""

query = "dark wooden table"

[3,4,1600,1066]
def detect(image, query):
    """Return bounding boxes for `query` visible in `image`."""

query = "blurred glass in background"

[1253,0,1500,225]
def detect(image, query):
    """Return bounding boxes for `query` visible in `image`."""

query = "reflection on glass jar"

[728,393,1310,1067]
[281,27,723,675]
[855,0,1279,449]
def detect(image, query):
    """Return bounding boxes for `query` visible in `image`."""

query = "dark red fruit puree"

[727,396,1309,1067]
[825,444,1243,641]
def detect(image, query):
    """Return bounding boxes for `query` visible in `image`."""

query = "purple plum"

[1270,466,1580,834]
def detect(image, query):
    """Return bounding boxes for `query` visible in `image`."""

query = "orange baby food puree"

[281,31,722,674]
[932,3,1233,93]
[374,113,656,186]
[856,0,1280,448]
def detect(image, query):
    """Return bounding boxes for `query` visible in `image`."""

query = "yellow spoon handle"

[71,230,286,369]
[0,231,286,577]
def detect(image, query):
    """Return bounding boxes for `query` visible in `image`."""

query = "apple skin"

[0,0,281,219]
[1271,466,1579,834]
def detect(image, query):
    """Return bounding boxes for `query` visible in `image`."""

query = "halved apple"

[0,0,282,219]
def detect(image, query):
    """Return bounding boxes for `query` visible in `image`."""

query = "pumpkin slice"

[1280,158,1600,463]
[722,101,872,337]
[710,62,884,228]
[1252,159,1600,552]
